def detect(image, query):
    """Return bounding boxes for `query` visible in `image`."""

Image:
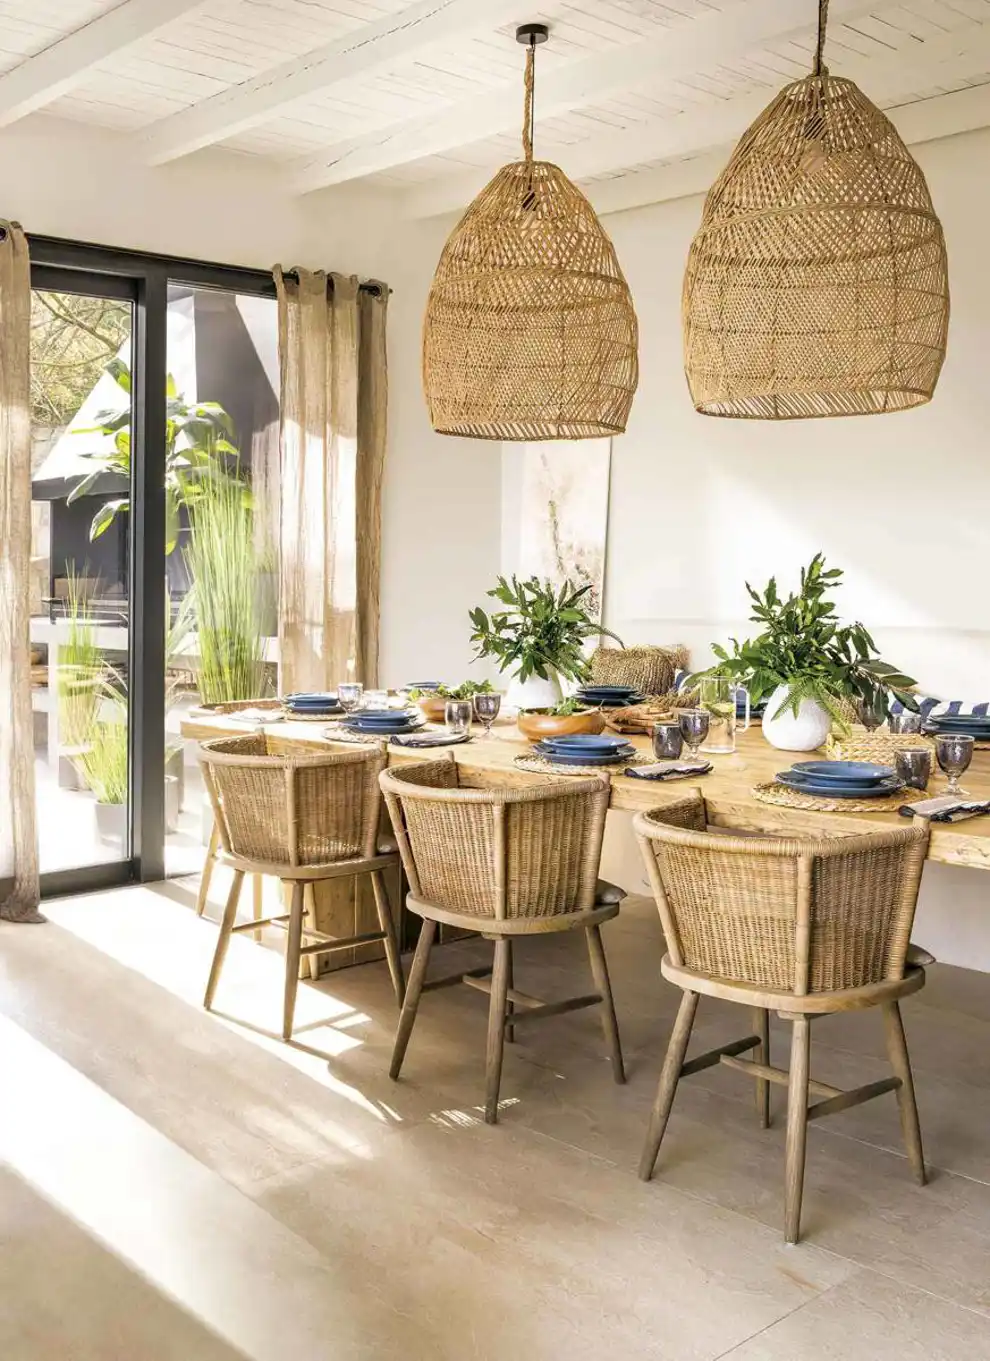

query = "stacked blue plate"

[775,760,903,800]
[925,713,990,741]
[343,707,424,736]
[283,691,342,716]
[534,733,637,766]
[574,684,646,709]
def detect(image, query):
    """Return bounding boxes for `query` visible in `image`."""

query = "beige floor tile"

[253,1116,853,1361]
[722,1268,990,1360]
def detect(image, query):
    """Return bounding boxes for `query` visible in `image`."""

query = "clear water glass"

[678,709,710,760]
[445,699,473,737]
[935,732,974,797]
[338,682,364,713]
[363,688,388,709]
[652,722,683,760]
[895,748,932,791]
[889,710,922,735]
[473,691,501,736]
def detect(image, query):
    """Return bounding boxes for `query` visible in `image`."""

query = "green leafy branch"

[469,576,621,684]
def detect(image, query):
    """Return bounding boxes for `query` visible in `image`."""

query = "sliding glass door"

[29,240,279,897]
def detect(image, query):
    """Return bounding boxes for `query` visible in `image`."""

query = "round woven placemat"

[752,781,929,813]
[514,751,652,777]
[283,708,345,722]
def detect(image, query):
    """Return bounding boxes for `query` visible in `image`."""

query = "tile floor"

[1,874,989,1360]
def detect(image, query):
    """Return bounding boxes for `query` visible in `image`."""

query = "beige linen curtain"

[0,222,43,923]
[273,267,388,694]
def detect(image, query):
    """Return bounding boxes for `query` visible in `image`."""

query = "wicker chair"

[193,699,283,923]
[379,756,626,1123]
[634,792,932,1244]
[198,734,404,1040]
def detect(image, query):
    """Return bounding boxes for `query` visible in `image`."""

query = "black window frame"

[30,236,277,898]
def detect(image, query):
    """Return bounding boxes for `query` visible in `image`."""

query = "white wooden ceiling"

[2,0,990,216]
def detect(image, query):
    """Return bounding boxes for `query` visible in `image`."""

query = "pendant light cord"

[522,40,535,162]
[813,0,829,76]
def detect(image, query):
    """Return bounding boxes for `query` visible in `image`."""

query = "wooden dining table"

[180,712,990,970]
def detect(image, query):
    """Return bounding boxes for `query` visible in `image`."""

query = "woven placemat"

[283,708,345,722]
[752,781,929,813]
[514,751,653,777]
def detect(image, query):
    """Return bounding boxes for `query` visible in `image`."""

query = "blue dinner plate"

[347,718,421,729]
[790,761,893,784]
[538,750,634,767]
[538,734,631,749]
[776,772,903,799]
[537,738,635,753]
[285,691,338,702]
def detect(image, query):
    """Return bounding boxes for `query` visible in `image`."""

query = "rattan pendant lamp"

[683,0,949,419]
[422,23,639,440]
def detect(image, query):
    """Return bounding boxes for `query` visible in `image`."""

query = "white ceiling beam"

[289,0,883,194]
[0,0,207,128]
[582,82,990,219]
[402,21,990,219]
[141,0,550,165]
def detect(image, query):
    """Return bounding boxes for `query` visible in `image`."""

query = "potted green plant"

[78,698,129,844]
[695,554,917,752]
[469,576,620,710]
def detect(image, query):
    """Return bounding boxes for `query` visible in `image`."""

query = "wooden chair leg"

[195,820,220,917]
[882,1000,927,1186]
[505,939,515,1043]
[370,869,405,1005]
[389,919,436,1081]
[753,1007,771,1129]
[485,938,512,1125]
[252,874,264,943]
[303,883,320,981]
[784,1014,811,1244]
[282,881,305,1042]
[586,924,625,1084]
[639,990,698,1181]
[203,869,243,1010]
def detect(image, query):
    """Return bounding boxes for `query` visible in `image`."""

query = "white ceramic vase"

[761,683,831,752]
[505,669,562,712]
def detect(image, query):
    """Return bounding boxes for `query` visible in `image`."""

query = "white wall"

[596,126,990,967]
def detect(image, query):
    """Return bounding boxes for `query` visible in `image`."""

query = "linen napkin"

[623,760,713,781]
[389,731,470,748]
[899,796,990,823]
[229,709,283,725]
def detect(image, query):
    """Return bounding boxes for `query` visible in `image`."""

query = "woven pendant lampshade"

[423,25,638,441]
[683,0,949,419]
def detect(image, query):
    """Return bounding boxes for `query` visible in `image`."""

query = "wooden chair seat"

[635,791,932,1244]
[380,756,626,1123]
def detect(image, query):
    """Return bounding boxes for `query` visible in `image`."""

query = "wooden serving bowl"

[516,708,606,742]
[414,694,449,722]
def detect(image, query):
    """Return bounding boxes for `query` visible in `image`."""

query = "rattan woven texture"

[636,795,928,992]
[380,759,609,920]
[422,42,638,441]
[683,73,949,419]
[751,779,927,814]
[199,733,384,867]
[513,751,652,777]
[590,645,688,696]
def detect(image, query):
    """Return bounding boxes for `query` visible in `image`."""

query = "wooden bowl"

[415,694,449,723]
[516,708,606,742]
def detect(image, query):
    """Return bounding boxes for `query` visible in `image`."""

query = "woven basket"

[824,729,935,764]
[590,645,689,697]
[683,73,949,419]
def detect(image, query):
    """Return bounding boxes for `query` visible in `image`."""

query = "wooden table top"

[179,713,990,874]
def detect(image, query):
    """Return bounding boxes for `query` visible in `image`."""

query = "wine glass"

[678,709,710,761]
[363,688,388,710]
[855,694,886,732]
[445,699,472,737]
[889,709,922,735]
[338,681,364,714]
[473,691,501,737]
[935,732,974,797]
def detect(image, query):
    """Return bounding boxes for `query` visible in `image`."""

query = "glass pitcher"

[699,677,750,755]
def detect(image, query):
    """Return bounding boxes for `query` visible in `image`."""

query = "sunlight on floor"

[42,883,394,1124]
